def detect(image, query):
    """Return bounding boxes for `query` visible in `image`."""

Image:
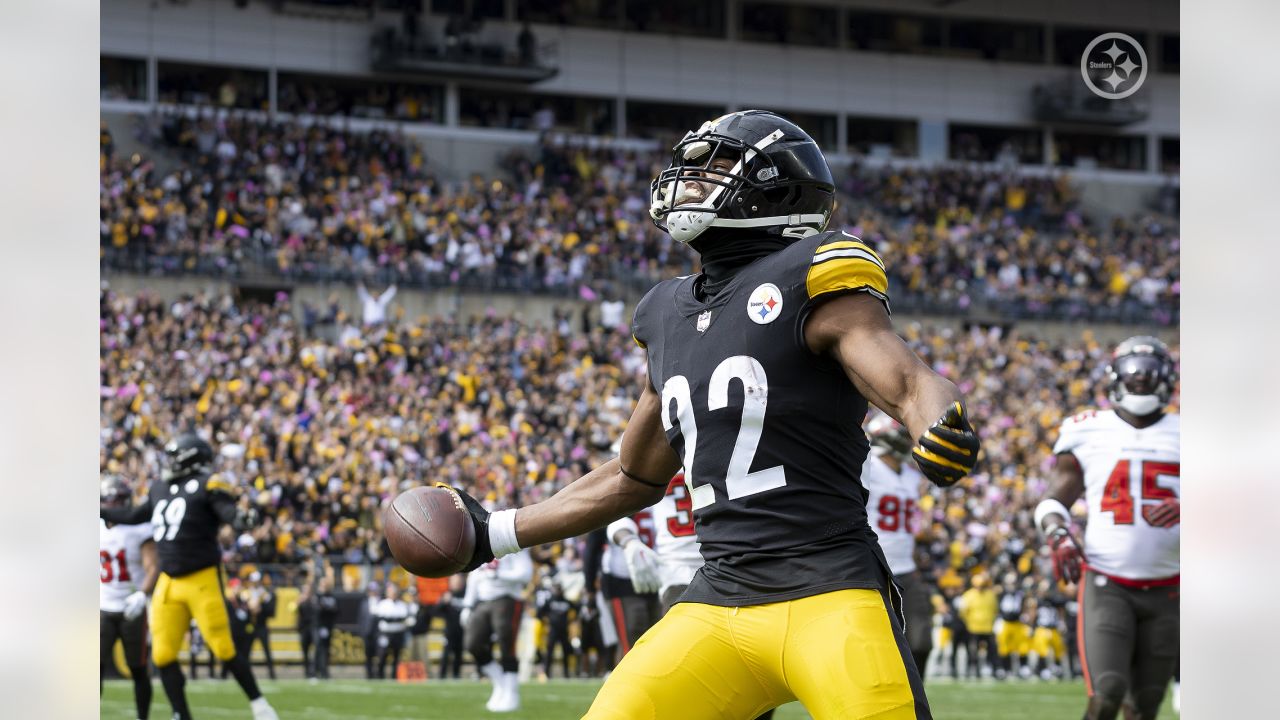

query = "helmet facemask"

[650,132,755,244]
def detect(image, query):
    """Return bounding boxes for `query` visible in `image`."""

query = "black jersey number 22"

[660,355,788,512]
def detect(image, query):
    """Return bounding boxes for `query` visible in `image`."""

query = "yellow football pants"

[1031,628,1065,660]
[584,588,926,720]
[996,621,1031,657]
[150,565,236,666]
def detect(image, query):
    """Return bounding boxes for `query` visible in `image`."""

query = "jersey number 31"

[661,355,787,512]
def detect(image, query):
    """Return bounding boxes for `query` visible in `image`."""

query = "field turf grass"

[103,677,1174,719]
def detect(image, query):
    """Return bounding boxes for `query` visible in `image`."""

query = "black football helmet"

[649,110,835,246]
[1106,336,1177,417]
[162,432,215,483]
[100,474,132,507]
[865,410,913,460]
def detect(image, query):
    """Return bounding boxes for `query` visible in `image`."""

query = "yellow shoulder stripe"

[632,334,646,349]
[806,255,889,300]
[205,475,234,494]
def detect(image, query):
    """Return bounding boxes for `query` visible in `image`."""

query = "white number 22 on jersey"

[661,355,787,511]
[151,497,188,542]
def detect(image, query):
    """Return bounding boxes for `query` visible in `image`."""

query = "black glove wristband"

[438,484,494,572]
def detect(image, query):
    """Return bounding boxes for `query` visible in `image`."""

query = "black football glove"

[911,401,980,488]
[436,483,494,572]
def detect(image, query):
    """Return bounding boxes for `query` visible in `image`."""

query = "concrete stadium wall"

[102,272,1177,347]
[101,0,1179,140]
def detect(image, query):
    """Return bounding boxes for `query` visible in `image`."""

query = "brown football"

[384,486,476,578]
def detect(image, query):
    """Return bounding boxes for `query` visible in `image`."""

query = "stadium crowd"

[100,112,1179,324]
[100,283,1177,679]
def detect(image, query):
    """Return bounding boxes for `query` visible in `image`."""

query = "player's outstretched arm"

[517,379,679,546]
[453,380,680,569]
[100,499,153,525]
[1036,452,1087,583]
[140,539,159,595]
[123,538,160,620]
[804,293,979,486]
[207,475,260,530]
[1038,453,1085,532]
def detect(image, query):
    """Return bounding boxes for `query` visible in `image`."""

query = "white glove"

[123,591,148,621]
[460,607,472,628]
[622,537,661,594]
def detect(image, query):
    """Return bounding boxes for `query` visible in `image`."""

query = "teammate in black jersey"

[100,433,278,720]
[423,111,980,719]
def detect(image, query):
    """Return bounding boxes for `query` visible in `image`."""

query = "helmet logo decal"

[747,283,784,325]
[757,167,779,181]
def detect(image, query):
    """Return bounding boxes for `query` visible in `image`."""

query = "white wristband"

[487,509,521,558]
[1034,498,1072,535]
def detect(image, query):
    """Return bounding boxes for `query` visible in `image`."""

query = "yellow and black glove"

[911,401,979,487]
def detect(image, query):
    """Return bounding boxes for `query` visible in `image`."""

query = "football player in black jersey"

[100,433,279,720]
[428,111,979,719]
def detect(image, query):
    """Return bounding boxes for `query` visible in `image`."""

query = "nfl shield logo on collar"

[696,310,712,333]
[747,283,783,324]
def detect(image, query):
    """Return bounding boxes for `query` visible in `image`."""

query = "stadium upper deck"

[101,0,1178,176]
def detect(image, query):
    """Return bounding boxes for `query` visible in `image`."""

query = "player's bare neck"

[880,455,902,473]
[1116,408,1164,429]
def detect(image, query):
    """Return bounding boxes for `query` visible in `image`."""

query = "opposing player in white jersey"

[1036,336,1179,720]
[586,510,661,663]
[606,473,703,613]
[100,475,159,720]
[463,549,533,713]
[861,412,934,682]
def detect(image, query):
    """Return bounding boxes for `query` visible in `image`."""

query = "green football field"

[102,678,1175,719]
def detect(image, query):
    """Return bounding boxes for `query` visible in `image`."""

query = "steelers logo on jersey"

[747,283,783,324]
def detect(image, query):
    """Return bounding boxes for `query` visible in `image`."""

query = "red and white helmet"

[864,410,912,459]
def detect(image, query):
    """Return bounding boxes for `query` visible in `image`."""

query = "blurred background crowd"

[100,275,1177,680]
[93,0,1182,701]
[101,111,1178,327]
